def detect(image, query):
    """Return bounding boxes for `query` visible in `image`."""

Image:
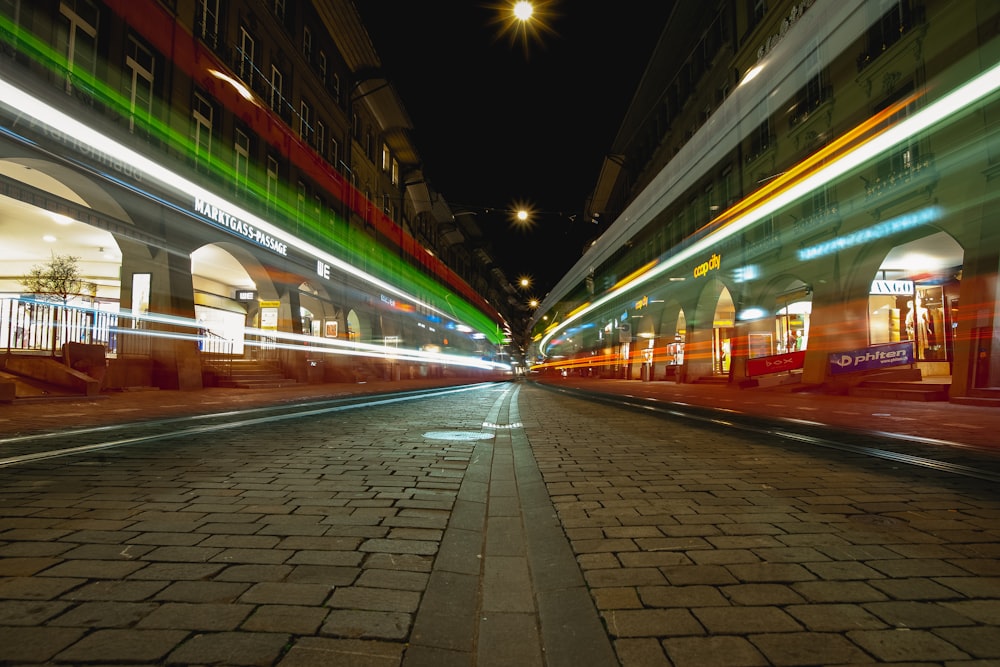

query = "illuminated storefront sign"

[234,289,258,301]
[693,253,721,278]
[194,197,288,256]
[870,279,914,295]
[747,350,805,377]
[828,341,914,375]
[635,295,649,310]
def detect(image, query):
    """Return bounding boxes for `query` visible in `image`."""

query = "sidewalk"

[531,376,1000,452]
[2,375,998,450]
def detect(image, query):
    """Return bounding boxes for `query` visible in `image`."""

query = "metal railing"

[1,297,153,357]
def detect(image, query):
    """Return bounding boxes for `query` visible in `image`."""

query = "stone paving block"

[214,563,294,582]
[322,608,411,640]
[862,600,976,628]
[137,601,254,630]
[0,599,70,624]
[0,575,85,599]
[660,564,739,586]
[792,580,888,603]
[847,628,971,662]
[934,625,1000,658]
[63,579,169,602]
[617,551,690,568]
[154,580,250,602]
[720,583,805,605]
[933,576,1000,598]
[868,558,972,578]
[584,566,668,588]
[602,608,704,637]
[242,604,328,634]
[125,531,207,546]
[287,564,361,585]
[693,606,802,634]
[364,552,434,573]
[639,585,729,608]
[39,558,148,578]
[60,542,156,559]
[0,625,85,662]
[661,635,766,667]
[785,603,887,631]
[53,628,190,663]
[750,631,872,665]
[592,586,643,610]
[939,600,1000,624]
[50,600,158,627]
[359,537,438,555]
[409,607,477,652]
[0,556,60,575]
[397,643,469,667]
[240,581,333,605]
[476,612,542,667]
[127,561,225,580]
[167,630,291,666]
[329,585,421,613]
[482,555,533,613]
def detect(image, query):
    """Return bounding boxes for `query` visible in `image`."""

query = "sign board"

[870,280,914,295]
[234,289,258,301]
[747,350,805,377]
[828,341,914,375]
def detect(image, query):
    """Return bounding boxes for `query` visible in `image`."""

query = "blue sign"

[828,341,914,375]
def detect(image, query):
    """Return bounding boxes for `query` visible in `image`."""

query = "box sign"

[828,341,914,375]
[747,350,805,377]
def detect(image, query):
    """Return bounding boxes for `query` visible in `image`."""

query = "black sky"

[355,2,673,301]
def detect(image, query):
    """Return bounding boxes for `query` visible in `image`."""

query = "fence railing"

[1,297,155,358]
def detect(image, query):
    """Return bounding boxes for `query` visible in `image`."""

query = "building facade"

[0,0,514,391]
[532,0,1000,403]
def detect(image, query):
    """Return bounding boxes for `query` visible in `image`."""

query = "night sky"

[356,1,674,302]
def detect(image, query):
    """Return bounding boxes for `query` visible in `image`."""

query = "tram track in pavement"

[0,383,491,468]
[534,382,1000,484]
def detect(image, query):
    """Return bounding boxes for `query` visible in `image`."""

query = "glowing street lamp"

[513,1,533,21]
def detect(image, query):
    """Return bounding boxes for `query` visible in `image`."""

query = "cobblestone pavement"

[0,377,998,665]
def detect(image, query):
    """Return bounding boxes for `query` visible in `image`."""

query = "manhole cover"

[422,431,494,441]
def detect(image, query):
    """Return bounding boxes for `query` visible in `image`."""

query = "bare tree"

[20,254,88,304]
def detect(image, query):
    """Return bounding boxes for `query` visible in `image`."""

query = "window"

[365,130,373,160]
[273,0,285,23]
[330,137,339,169]
[237,27,255,88]
[315,120,325,155]
[58,0,98,94]
[748,0,765,26]
[382,193,390,214]
[381,143,390,171]
[234,129,250,193]
[192,91,214,170]
[317,50,327,85]
[790,72,828,127]
[331,72,341,103]
[270,65,284,114]
[302,26,311,62]
[195,0,219,50]
[748,119,771,160]
[125,35,154,133]
[875,82,919,182]
[297,181,306,217]
[391,159,399,186]
[266,155,279,210]
[299,100,312,143]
